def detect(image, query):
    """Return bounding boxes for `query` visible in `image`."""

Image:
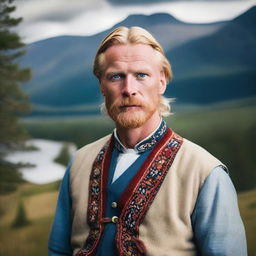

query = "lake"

[5,139,76,184]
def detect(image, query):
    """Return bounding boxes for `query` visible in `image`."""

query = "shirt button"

[111,216,118,223]
[111,202,118,208]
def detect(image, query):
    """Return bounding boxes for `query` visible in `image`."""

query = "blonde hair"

[94,26,174,117]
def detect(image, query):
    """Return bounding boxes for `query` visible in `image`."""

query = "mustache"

[115,98,145,108]
[106,97,146,117]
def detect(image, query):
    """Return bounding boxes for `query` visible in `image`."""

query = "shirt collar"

[113,119,168,153]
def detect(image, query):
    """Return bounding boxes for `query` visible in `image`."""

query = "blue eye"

[137,73,147,78]
[108,73,124,81]
[112,74,121,80]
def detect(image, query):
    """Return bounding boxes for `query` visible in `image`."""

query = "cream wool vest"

[69,134,222,256]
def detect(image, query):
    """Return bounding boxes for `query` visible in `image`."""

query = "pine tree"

[0,0,31,193]
[12,200,30,228]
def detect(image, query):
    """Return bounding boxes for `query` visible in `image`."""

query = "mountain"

[19,8,256,116]
[20,13,225,111]
[167,6,256,103]
[114,13,224,50]
[20,34,104,107]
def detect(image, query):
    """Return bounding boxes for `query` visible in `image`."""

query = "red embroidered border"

[116,130,183,256]
[76,130,183,256]
[76,137,114,256]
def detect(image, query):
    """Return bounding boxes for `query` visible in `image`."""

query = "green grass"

[0,182,59,256]
[0,102,254,255]
[166,104,256,191]
[238,189,256,256]
[22,103,256,192]
[20,181,60,198]
[0,216,52,256]
[0,182,255,255]
[22,116,114,148]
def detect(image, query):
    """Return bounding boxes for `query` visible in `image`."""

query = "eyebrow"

[105,66,153,74]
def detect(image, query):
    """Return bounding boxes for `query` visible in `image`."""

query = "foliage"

[0,0,31,146]
[11,200,30,228]
[54,143,71,166]
[0,0,31,192]
[0,159,24,194]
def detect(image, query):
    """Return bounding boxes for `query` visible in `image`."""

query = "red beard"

[106,97,157,129]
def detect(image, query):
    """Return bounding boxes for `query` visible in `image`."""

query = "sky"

[13,0,256,43]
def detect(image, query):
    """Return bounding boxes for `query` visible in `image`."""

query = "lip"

[120,105,141,109]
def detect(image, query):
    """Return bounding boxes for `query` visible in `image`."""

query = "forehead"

[102,43,161,70]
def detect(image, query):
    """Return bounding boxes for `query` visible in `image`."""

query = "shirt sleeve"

[191,166,247,256]
[48,161,73,256]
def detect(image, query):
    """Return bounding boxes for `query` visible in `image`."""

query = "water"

[5,139,76,184]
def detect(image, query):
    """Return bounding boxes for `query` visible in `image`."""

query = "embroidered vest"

[70,131,222,256]
[75,129,182,256]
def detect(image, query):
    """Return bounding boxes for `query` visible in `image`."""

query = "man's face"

[100,43,167,129]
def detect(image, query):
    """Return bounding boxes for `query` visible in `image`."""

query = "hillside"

[18,8,256,116]
[19,13,226,112]
[168,6,256,103]
[0,139,256,256]
[113,13,224,50]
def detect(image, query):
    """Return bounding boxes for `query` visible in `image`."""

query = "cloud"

[15,0,106,23]
[13,0,256,43]
[106,0,248,4]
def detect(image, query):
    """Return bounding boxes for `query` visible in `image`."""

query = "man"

[48,26,247,256]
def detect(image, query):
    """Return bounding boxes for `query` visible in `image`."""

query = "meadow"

[0,101,255,255]
[23,101,256,191]
[0,182,255,256]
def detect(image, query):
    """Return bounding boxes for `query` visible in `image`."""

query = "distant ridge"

[167,6,256,103]
[232,6,256,25]
[114,12,181,26]
[19,9,256,116]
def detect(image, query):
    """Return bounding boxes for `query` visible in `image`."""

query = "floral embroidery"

[76,140,111,256]
[76,130,183,256]
[116,131,183,255]
[114,120,168,153]
[135,121,167,153]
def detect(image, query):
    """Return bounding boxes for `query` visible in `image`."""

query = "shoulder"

[180,137,223,170]
[172,136,224,188]
[191,166,247,255]
[182,138,218,160]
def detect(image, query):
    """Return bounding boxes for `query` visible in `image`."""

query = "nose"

[122,75,137,97]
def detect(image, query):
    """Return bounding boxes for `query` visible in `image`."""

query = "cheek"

[104,87,118,98]
[103,87,120,105]
[146,84,161,100]
[101,83,115,96]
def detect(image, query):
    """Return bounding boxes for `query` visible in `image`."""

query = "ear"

[159,71,167,95]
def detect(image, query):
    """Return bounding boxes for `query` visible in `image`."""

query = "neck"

[115,113,162,148]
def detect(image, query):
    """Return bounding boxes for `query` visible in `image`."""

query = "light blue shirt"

[191,166,247,255]
[48,119,247,256]
[48,164,247,256]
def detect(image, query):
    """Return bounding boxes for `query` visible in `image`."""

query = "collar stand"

[113,120,168,154]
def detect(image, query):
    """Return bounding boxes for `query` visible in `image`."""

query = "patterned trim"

[116,130,183,256]
[114,120,168,153]
[76,129,183,256]
[135,121,167,152]
[76,137,114,256]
